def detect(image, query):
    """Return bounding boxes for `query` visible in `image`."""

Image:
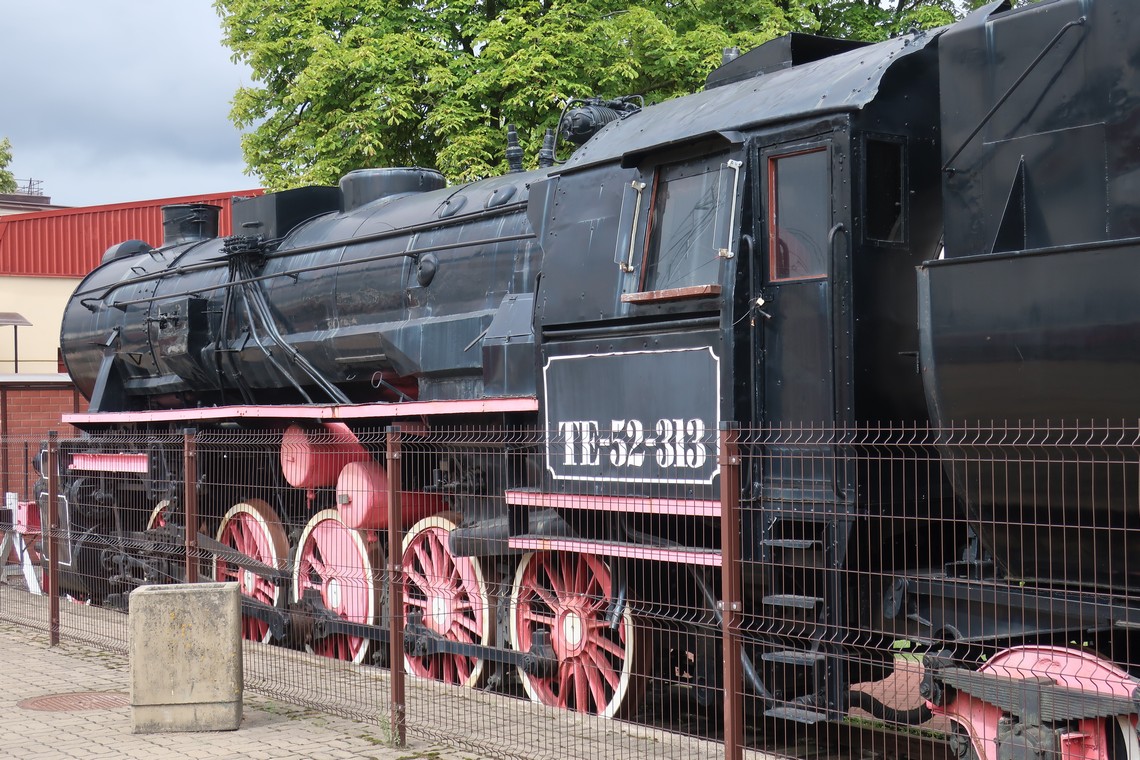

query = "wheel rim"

[214,499,289,643]
[510,551,642,718]
[402,512,491,686]
[146,499,172,530]
[291,509,380,664]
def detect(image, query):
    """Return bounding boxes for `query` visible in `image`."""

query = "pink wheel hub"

[292,509,380,664]
[402,513,491,687]
[214,500,288,644]
[510,551,643,718]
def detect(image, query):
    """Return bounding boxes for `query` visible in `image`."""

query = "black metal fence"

[2,422,1138,760]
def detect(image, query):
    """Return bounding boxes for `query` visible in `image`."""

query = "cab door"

[756,136,848,430]
[754,136,847,431]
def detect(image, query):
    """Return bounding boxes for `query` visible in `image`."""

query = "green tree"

[215,0,964,188]
[805,0,954,40]
[0,138,16,194]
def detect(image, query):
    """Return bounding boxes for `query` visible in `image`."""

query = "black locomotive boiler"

[41,0,1140,755]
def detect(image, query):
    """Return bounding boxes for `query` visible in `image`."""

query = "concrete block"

[129,581,243,733]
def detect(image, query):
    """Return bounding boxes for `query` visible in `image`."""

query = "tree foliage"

[807,0,958,40]
[215,0,970,189]
[0,138,16,194]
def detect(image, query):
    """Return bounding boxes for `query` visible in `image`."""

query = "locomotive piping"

[236,280,313,403]
[235,259,350,404]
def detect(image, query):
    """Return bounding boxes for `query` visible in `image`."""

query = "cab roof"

[558,29,941,173]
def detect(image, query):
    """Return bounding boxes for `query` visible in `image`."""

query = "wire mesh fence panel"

[389,427,727,760]
[3,422,1140,760]
[0,434,48,633]
[734,422,1140,760]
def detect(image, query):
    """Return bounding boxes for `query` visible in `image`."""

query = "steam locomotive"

[40,0,1140,755]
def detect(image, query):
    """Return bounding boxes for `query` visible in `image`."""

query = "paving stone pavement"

[0,621,480,760]
[0,572,739,760]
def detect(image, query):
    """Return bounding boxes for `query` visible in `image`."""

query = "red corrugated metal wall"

[0,189,263,278]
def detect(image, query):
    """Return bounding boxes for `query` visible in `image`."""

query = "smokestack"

[161,204,221,247]
[506,124,524,173]
[537,128,556,168]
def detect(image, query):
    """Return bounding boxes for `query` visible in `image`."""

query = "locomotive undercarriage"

[36,426,1140,758]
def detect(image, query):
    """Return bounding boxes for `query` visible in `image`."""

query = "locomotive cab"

[534,28,944,500]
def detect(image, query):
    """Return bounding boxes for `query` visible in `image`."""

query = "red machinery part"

[509,551,647,718]
[934,646,1140,760]
[334,460,443,530]
[280,422,368,489]
[15,501,40,535]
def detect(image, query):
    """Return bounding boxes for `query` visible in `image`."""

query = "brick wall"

[0,381,87,501]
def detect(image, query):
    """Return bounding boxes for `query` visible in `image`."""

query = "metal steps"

[760,538,820,550]
[761,649,826,667]
[762,594,823,610]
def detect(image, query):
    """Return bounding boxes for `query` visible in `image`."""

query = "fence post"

[46,431,60,646]
[183,429,198,584]
[386,425,406,747]
[719,423,743,760]
[1,389,9,496]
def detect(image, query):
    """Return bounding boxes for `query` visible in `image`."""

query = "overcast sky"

[1,2,259,207]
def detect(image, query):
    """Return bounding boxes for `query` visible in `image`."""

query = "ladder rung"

[760,538,820,550]
[762,594,823,609]
[761,649,826,667]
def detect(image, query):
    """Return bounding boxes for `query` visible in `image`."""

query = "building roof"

[0,189,263,278]
[0,191,69,215]
[0,313,32,327]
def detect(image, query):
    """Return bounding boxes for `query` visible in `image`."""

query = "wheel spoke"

[586,642,621,690]
[532,584,560,611]
[306,553,330,579]
[574,662,590,712]
[405,566,432,592]
[412,544,433,577]
[453,613,481,638]
[575,555,589,597]
[583,656,612,710]
[251,578,274,604]
[558,555,575,600]
[233,518,252,555]
[523,609,556,627]
[591,631,627,659]
[430,532,449,579]
[557,661,572,703]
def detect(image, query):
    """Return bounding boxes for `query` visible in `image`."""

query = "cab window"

[642,157,732,292]
[768,147,829,281]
